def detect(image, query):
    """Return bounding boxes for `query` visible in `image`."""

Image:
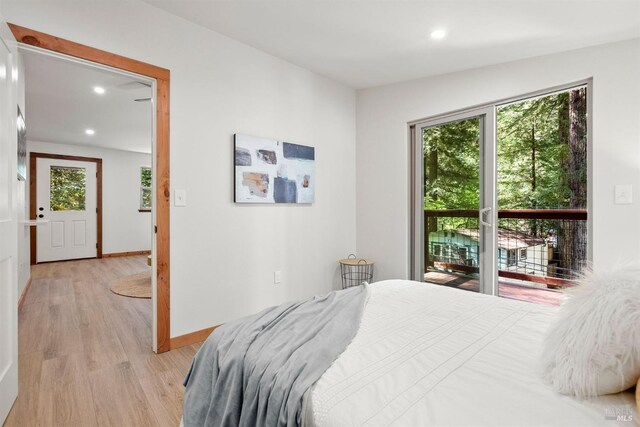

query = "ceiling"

[142,0,640,89]
[22,50,153,153]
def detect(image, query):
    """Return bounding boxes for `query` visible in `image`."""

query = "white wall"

[27,141,152,255]
[1,0,357,336]
[356,39,640,280]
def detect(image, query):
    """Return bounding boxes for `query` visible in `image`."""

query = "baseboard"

[170,326,218,350]
[103,250,151,258]
[18,276,33,310]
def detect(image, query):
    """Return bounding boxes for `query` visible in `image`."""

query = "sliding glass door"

[412,108,497,295]
[411,84,589,304]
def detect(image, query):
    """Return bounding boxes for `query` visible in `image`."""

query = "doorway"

[10,23,171,353]
[34,155,100,263]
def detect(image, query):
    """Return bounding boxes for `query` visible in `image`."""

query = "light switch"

[174,189,187,207]
[615,185,632,204]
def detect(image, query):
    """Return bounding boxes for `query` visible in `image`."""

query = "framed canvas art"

[234,134,315,204]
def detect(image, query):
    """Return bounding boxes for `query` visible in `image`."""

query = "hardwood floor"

[5,256,201,427]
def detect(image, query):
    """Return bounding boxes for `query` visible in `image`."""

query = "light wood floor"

[4,256,201,427]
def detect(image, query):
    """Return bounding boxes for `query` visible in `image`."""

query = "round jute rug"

[110,271,151,299]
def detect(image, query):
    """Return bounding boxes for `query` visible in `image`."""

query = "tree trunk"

[425,143,438,268]
[560,88,588,277]
[569,88,587,209]
[426,147,438,233]
[530,125,538,237]
[556,93,570,277]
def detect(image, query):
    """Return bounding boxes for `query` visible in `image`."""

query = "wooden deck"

[424,270,565,306]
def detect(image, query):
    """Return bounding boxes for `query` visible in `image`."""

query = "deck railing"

[424,209,588,288]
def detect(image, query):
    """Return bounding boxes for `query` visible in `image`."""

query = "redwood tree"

[559,88,588,276]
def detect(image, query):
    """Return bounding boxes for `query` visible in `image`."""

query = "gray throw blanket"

[183,284,368,427]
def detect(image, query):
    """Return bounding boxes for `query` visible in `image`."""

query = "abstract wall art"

[234,134,315,204]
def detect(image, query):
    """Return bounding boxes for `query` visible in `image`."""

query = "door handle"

[38,214,44,218]
[479,207,492,227]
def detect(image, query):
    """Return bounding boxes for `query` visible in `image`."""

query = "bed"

[303,280,637,426]
[184,280,638,426]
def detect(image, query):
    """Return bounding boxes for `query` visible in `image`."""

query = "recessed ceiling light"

[85,129,95,135]
[430,29,446,40]
[93,86,105,94]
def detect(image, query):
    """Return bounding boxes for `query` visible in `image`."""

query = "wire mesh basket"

[339,254,374,289]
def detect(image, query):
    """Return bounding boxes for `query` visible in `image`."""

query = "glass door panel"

[495,87,588,304]
[421,115,485,293]
[50,166,87,211]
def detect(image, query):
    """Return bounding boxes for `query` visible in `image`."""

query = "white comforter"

[306,280,637,427]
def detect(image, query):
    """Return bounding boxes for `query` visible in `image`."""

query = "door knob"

[39,207,44,211]
[38,214,44,218]
[479,207,493,227]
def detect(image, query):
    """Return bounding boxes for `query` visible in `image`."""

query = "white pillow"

[540,264,640,397]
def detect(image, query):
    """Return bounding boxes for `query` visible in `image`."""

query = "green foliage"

[141,167,152,188]
[424,89,587,275]
[50,166,86,211]
[497,93,572,209]
[141,167,152,209]
[423,90,587,241]
[423,118,480,230]
[141,189,152,209]
[422,119,480,229]
[424,92,586,212]
[423,118,479,210]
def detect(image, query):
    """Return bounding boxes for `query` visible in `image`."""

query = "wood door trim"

[12,23,172,353]
[8,24,170,81]
[30,152,103,262]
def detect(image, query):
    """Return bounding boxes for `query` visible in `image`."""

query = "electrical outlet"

[274,270,281,284]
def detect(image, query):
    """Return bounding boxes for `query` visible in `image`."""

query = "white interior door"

[36,158,97,262]
[0,22,18,424]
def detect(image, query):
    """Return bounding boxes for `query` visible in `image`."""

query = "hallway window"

[140,166,151,211]
[50,166,86,211]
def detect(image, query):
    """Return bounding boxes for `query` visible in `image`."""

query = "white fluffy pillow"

[540,264,640,397]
